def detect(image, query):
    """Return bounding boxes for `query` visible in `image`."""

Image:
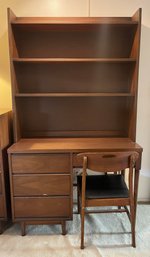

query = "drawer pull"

[43,193,48,196]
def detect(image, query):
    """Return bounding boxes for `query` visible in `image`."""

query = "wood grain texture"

[0,112,12,231]
[14,61,135,94]
[7,9,20,142]
[14,197,71,218]
[11,153,71,173]
[0,111,11,149]
[129,9,142,141]
[11,17,138,24]
[8,138,142,153]
[13,174,70,196]
[0,196,5,217]
[0,173,2,194]
[76,151,139,172]
[13,58,136,62]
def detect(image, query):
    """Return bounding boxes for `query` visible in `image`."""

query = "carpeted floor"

[0,205,150,257]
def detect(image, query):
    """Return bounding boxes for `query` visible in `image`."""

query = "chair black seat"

[77,174,129,199]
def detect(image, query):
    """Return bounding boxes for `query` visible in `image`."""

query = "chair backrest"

[77,152,139,173]
[77,152,139,209]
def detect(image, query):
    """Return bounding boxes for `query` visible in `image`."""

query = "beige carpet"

[0,205,150,257]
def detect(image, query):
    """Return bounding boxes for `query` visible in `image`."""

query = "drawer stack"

[0,111,11,233]
[9,153,72,233]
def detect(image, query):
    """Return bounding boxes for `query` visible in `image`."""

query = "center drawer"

[11,153,71,174]
[13,174,70,196]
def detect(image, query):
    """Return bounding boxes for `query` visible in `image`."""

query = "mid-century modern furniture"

[0,110,11,233]
[7,8,142,238]
[77,151,139,248]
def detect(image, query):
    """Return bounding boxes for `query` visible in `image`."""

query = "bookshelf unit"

[8,9,141,142]
[8,9,142,235]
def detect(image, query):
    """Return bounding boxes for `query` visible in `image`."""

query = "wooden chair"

[77,151,139,249]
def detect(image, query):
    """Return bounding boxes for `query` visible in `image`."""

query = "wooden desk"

[7,9,142,235]
[8,137,142,234]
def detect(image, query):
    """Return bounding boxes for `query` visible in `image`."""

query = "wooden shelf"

[13,58,136,63]
[15,93,134,97]
[11,17,138,25]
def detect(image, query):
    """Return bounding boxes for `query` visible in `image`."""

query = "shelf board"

[13,58,136,63]
[15,93,134,97]
[11,17,138,25]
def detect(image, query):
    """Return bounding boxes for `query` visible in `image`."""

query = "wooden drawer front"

[11,153,70,174]
[0,195,5,217]
[0,174,2,194]
[13,174,70,196]
[14,197,71,218]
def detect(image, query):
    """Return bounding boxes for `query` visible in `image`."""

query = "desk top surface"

[8,138,143,153]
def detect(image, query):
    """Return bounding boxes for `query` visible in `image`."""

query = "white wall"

[0,0,150,200]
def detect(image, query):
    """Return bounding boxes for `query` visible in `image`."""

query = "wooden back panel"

[16,97,131,138]
[12,24,136,58]
[14,62,134,94]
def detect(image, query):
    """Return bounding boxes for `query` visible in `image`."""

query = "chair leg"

[77,186,80,214]
[81,208,85,249]
[130,201,136,247]
[61,221,66,235]
[21,222,26,236]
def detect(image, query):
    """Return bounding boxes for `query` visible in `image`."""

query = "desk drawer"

[11,153,70,174]
[13,174,70,196]
[0,195,5,217]
[14,197,71,218]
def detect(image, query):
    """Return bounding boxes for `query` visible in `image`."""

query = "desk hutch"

[7,8,142,235]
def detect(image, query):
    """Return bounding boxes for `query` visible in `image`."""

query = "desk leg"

[61,221,66,235]
[134,169,140,224]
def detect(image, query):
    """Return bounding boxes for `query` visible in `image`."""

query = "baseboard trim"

[138,201,150,205]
